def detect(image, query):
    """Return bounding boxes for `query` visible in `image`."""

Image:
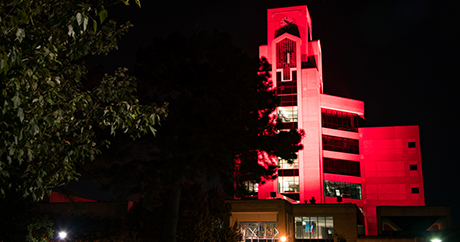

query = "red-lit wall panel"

[359,126,425,235]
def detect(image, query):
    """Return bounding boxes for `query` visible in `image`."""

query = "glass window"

[259,222,279,238]
[408,142,416,148]
[240,222,259,239]
[322,135,359,154]
[243,181,258,195]
[323,157,361,177]
[321,108,361,132]
[276,38,297,81]
[278,176,299,193]
[279,155,299,169]
[239,222,279,242]
[277,106,297,122]
[411,187,420,194]
[295,216,334,239]
[324,180,362,199]
[409,164,418,171]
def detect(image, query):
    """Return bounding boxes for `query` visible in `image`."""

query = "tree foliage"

[0,0,166,201]
[87,32,303,241]
[176,183,242,242]
[122,182,241,242]
[98,31,303,196]
[0,192,54,242]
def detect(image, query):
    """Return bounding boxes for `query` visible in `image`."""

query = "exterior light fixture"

[58,231,67,240]
[280,236,287,242]
[431,239,441,242]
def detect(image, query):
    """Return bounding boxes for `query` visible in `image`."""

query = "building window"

[278,176,299,193]
[295,216,334,240]
[411,187,420,194]
[276,38,297,81]
[279,155,299,169]
[239,222,279,241]
[410,164,418,171]
[324,180,362,199]
[322,135,359,154]
[277,106,297,122]
[321,108,361,132]
[278,169,299,176]
[323,158,361,177]
[408,142,416,148]
[243,181,258,195]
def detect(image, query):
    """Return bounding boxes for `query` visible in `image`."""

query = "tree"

[121,182,241,242]
[0,192,54,242]
[176,183,242,242]
[0,0,166,201]
[89,32,303,241]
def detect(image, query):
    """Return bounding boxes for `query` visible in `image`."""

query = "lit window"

[239,222,279,241]
[295,216,334,240]
[243,181,258,195]
[278,176,299,193]
[277,106,298,122]
[324,180,361,199]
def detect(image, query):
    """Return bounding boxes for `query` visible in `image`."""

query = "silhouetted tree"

[123,182,241,242]
[0,191,53,242]
[87,31,303,241]
[176,183,241,242]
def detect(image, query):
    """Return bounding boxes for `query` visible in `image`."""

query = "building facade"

[230,200,363,242]
[253,5,425,236]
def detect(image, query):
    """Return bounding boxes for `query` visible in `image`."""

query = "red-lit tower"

[257,5,425,235]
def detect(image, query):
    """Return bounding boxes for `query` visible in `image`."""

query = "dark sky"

[86,0,460,225]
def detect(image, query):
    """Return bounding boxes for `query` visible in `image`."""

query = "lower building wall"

[293,204,359,242]
[229,200,362,242]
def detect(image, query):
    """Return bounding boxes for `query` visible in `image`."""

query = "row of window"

[295,216,334,240]
[323,158,361,177]
[282,159,415,177]
[324,180,362,199]
[239,217,335,242]
[276,108,364,135]
[322,135,359,154]
[239,222,279,241]
[321,109,361,132]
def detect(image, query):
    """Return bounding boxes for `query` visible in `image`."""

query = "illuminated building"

[250,5,426,236]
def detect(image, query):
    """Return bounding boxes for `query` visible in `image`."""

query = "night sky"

[86,0,460,226]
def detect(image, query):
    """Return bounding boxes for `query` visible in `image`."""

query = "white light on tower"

[431,239,441,242]
[58,231,67,240]
[280,236,287,242]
